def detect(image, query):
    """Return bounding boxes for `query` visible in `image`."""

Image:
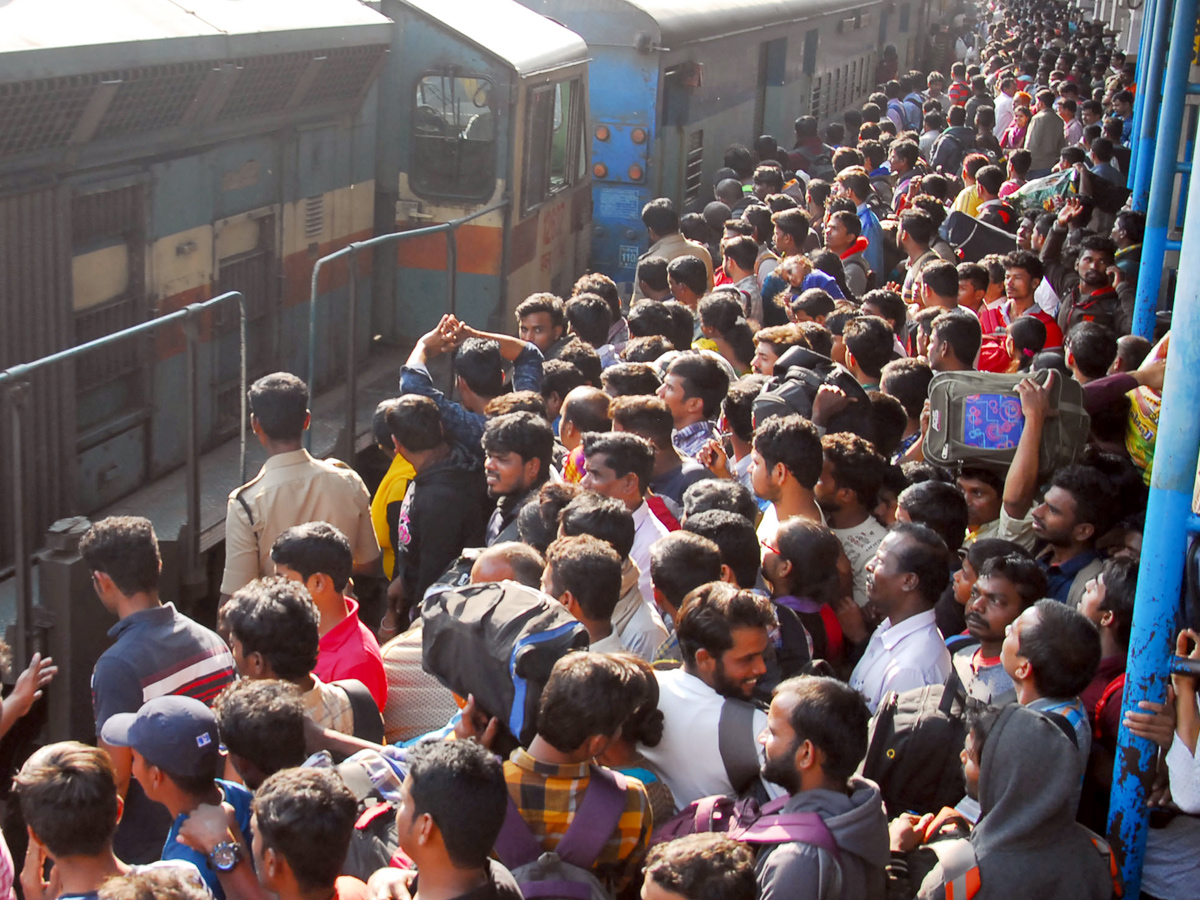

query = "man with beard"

[481,412,553,546]
[756,676,889,900]
[953,554,1045,706]
[1040,196,1135,335]
[640,582,781,806]
[849,525,952,713]
[1027,464,1114,606]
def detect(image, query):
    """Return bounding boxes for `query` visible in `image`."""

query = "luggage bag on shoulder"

[859,671,970,818]
[924,369,1090,474]
[942,211,1016,262]
[753,346,870,434]
[421,582,588,747]
[650,792,839,863]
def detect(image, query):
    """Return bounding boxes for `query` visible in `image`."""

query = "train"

[0,0,938,598]
[517,0,941,293]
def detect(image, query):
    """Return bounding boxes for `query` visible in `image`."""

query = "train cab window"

[412,73,495,200]
[524,78,582,212]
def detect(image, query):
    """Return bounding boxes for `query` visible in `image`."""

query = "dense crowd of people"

[3,1,1200,900]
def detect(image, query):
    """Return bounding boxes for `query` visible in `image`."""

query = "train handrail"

[0,292,248,671]
[305,197,511,456]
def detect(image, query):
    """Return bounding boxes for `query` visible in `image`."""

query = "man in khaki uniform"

[631,198,713,301]
[219,372,380,602]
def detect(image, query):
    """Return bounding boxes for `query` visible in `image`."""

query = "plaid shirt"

[504,748,652,891]
[302,675,354,735]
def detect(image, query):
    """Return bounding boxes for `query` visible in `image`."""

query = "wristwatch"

[209,840,245,872]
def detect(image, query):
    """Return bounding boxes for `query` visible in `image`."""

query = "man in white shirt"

[581,432,670,606]
[814,433,889,608]
[849,524,953,713]
[640,582,783,806]
[993,75,1017,136]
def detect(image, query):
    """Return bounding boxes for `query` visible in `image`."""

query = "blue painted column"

[1107,133,1200,897]
[1130,0,1169,211]
[1131,0,1197,339]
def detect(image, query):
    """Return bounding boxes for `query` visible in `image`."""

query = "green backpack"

[924,370,1090,473]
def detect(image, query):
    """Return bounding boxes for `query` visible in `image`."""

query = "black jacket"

[395,444,488,607]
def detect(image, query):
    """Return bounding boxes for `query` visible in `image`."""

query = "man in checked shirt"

[500,653,652,895]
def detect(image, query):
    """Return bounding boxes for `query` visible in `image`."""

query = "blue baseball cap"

[101,696,220,778]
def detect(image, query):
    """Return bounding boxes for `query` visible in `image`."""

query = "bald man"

[469,541,546,587]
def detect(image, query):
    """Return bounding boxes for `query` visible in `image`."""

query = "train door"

[755,38,788,143]
[389,68,507,337]
[508,71,590,308]
[801,28,821,121]
[70,183,152,512]
[212,210,279,444]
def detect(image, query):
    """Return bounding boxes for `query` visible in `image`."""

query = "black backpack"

[931,131,973,176]
[859,670,970,817]
[421,582,589,747]
[942,211,1016,262]
[752,345,870,434]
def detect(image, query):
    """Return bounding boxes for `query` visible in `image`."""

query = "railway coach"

[516,0,937,293]
[0,0,592,586]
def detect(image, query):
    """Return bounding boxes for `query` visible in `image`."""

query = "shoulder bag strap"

[333,679,385,744]
[236,493,254,526]
[718,699,762,793]
[494,794,545,871]
[938,666,966,717]
[553,766,628,869]
[731,810,840,860]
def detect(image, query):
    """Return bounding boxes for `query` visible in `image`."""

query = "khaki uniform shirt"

[632,233,714,300]
[220,449,380,594]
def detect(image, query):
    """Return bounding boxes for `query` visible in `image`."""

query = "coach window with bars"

[411,73,496,200]
[524,78,584,213]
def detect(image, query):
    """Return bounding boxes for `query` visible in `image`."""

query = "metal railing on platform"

[305,197,510,458]
[0,292,247,671]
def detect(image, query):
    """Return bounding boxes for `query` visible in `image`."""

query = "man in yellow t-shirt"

[371,399,415,580]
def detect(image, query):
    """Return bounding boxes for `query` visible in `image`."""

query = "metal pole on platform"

[1131,0,1196,339]
[343,249,360,463]
[1130,0,1169,212]
[1108,134,1200,898]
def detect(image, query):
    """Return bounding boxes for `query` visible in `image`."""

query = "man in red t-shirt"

[978,250,1063,372]
[272,522,386,710]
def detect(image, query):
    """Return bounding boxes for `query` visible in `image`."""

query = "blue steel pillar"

[1131,0,1197,339]
[1107,134,1200,897]
[1130,0,1169,211]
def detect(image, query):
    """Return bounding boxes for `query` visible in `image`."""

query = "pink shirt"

[315,598,387,710]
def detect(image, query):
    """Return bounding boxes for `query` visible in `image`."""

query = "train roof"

[0,0,392,81]
[639,0,877,46]
[395,0,588,75]
[521,0,875,49]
